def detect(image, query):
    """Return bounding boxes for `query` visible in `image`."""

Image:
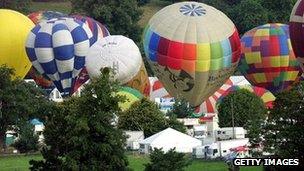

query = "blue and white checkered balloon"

[25,17,93,97]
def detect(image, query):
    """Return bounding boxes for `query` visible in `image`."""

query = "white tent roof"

[230,76,250,86]
[139,128,202,153]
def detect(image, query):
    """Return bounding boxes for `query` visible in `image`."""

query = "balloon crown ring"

[179,4,206,16]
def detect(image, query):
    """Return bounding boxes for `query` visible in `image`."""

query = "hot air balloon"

[28,11,68,24]
[25,17,93,96]
[290,0,304,73]
[86,35,142,84]
[117,87,143,111]
[27,11,68,90]
[0,9,34,78]
[143,2,241,107]
[71,15,110,45]
[194,78,233,115]
[238,23,301,93]
[125,63,151,97]
[218,85,276,109]
[149,77,171,100]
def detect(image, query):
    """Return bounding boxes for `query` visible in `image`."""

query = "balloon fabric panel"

[239,24,301,93]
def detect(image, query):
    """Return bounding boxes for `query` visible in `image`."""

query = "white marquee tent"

[139,128,202,154]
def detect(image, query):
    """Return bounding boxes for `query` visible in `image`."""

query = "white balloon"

[86,35,142,84]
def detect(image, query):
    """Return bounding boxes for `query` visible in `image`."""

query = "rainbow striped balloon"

[143,2,241,107]
[194,78,233,115]
[238,23,301,93]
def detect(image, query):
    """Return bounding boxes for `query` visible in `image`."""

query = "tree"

[217,89,267,149]
[118,98,167,137]
[137,0,150,6]
[31,69,128,170]
[262,82,304,167]
[12,120,39,153]
[0,65,52,153]
[0,0,32,14]
[202,0,296,35]
[30,68,130,170]
[260,0,297,24]
[166,115,186,134]
[167,98,193,118]
[144,148,191,171]
[71,0,143,44]
[218,89,266,128]
[229,0,268,35]
[118,98,187,137]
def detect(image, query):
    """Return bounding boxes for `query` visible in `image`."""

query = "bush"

[144,148,191,171]
[12,120,39,153]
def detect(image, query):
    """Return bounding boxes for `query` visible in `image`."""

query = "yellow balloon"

[0,9,34,78]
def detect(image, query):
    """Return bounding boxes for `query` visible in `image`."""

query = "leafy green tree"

[229,0,268,34]
[71,0,143,43]
[167,98,193,118]
[260,0,297,24]
[218,89,266,128]
[202,0,296,35]
[118,98,167,137]
[0,0,32,14]
[30,69,130,170]
[12,120,39,153]
[137,0,150,6]
[166,115,186,134]
[262,82,304,163]
[118,98,186,137]
[144,148,191,171]
[0,65,51,153]
[218,89,266,149]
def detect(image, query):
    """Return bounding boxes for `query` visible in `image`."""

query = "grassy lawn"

[31,1,72,14]
[0,154,42,171]
[0,154,262,171]
[30,0,166,28]
[138,0,170,28]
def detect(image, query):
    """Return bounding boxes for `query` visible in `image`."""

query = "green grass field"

[0,154,262,171]
[31,1,72,14]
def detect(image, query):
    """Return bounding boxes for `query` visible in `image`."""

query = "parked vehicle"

[193,125,207,140]
[192,138,249,159]
[215,127,246,140]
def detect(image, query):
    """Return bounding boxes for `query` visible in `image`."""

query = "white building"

[139,128,201,154]
[124,131,144,150]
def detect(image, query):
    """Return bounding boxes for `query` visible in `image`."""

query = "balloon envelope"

[117,87,143,111]
[239,23,301,93]
[290,0,304,73]
[86,35,142,84]
[149,77,171,100]
[27,11,68,90]
[0,9,34,78]
[143,2,241,107]
[71,15,110,46]
[25,17,93,96]
[194,78,233,115]
[125,62,151,96]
